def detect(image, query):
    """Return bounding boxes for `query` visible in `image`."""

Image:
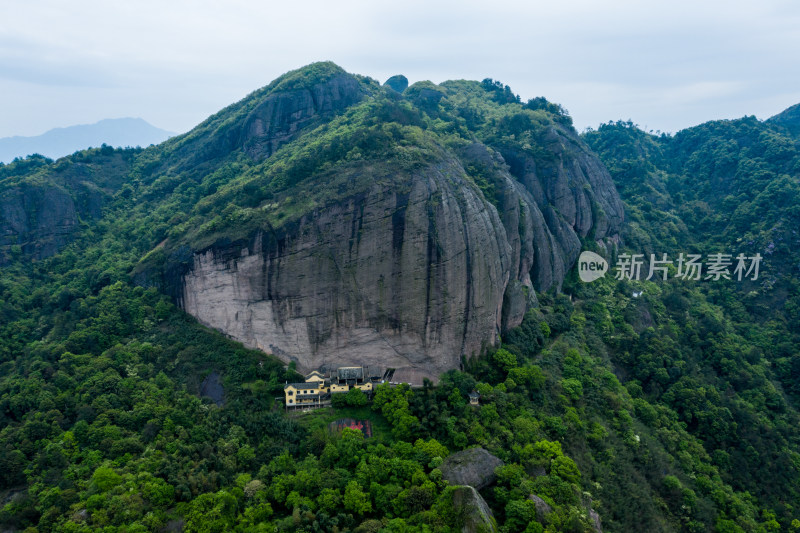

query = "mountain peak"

[153,63,366,172]
[266,61,349,93]
[767,102,800,136]
[0,118,173,163]
[239,62,365,160]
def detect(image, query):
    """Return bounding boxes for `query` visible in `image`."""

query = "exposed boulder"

[440,447,504,490]
[528,494,553,520]
[449,485,497,533]
[384,74,409,93]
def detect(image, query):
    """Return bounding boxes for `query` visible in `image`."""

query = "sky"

[2,0,800,139]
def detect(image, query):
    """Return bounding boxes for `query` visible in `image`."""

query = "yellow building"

[354,382,373,392]
[284,366,378,409]
[304,371,328,392]
[330,382,349,394]
[284,382,325,409]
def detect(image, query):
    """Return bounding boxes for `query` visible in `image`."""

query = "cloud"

[1,0,799,137]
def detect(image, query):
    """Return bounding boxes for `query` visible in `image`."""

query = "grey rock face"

[177,132,623,376]
[589,508,603,533]
[242,73,364,160]
[439,447,504,490]
[528,494,553,520]
[384,75,409,94]
[0,185,78,264]
[172,74,623,377]
[182,159,513,377]
[459,137,622,296]
[449,485,497,533]
[498,127,624,290]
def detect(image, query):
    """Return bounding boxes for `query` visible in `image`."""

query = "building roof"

[285,382,320,390]
[469,391,481,398]
[389,367,426,387]
[305,370,326,380]
[337,367,364,380]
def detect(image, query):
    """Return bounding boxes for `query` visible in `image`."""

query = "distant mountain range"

[0,117,174,163]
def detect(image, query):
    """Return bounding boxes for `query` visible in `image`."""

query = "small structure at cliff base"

[284,366,380,410]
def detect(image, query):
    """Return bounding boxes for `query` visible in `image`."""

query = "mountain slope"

[122,64,624,377]
[0,148,139,265]
[768,102,800,137]
[1,64,800,532]
[582,114,800,528]
[0,63,625,378]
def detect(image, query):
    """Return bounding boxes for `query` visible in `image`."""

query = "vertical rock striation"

[178,136,623,377]
[181,158,515,376]
[154,64,626,378]
[241,73,365,160]
[0,186,78,263]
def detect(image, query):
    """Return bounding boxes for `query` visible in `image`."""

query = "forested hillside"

[1,63,799,532]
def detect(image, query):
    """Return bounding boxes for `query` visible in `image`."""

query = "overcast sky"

[2,0,799,139]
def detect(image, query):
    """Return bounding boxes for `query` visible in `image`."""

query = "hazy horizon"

[0,117,174,140]
[2,0,799,139]
[0,117,175,163]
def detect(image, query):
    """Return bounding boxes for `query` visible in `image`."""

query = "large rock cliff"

[180,156,514,375]
[144,64,624,377]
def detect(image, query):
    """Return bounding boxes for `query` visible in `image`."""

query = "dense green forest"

[1,63,799,532]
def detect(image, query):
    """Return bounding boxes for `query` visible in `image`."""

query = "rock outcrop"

[157,64,624,378]
[384,75,409,94]
[0,64,625,380]
[440,447,504,490]
[448,486,497,533]
[497,129,624,290]
[241,73,365,160]
[528,494,553,521]
[589,508,603,533]
[181,158,514,376]
[1,153,130,265]
[0,185,78,263]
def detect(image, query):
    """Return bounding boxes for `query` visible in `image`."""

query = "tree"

[504,499,538,532]
[346,387,369,407]
[493,348,517,372]
[91,466,122,493]
[344,481,372,515]
[184,491,238,533]
[317,488,342,514]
